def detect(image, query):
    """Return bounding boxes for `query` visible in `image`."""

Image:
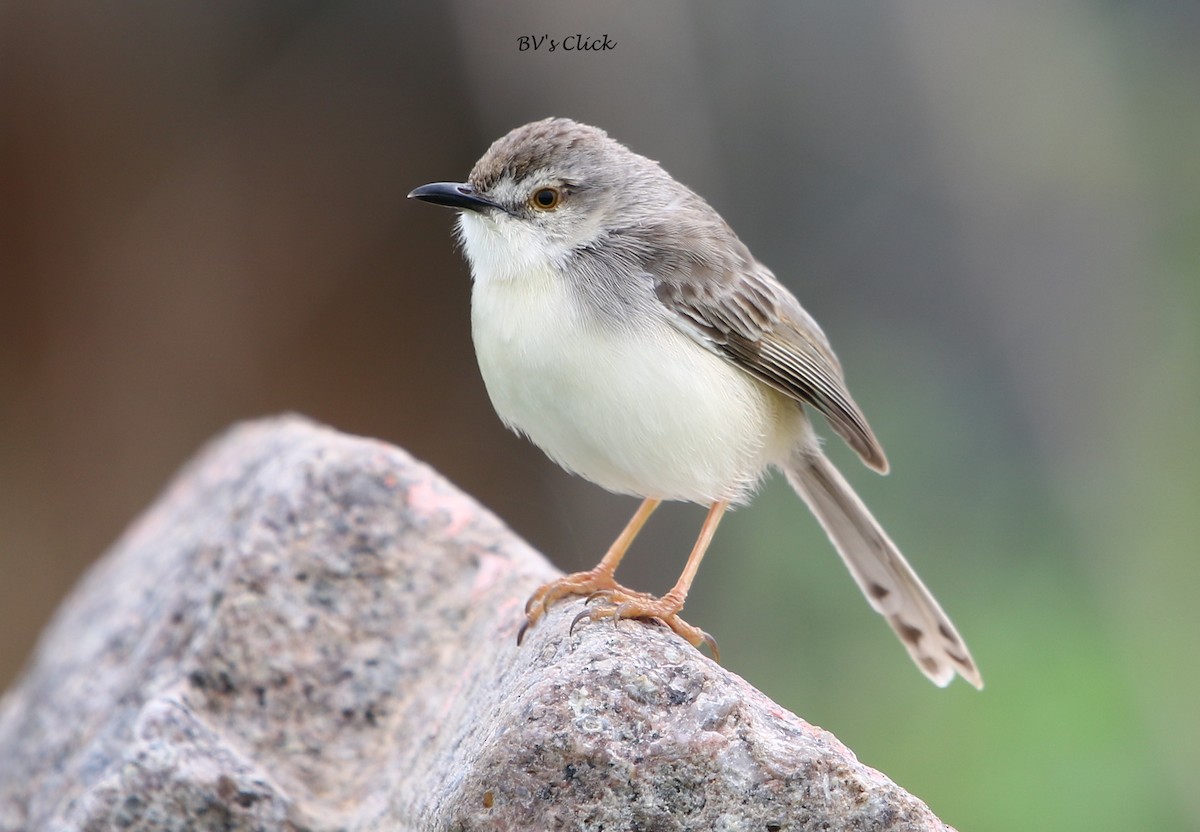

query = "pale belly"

[469,268,805,504]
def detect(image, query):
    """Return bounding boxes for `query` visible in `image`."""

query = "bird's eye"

[531,187,561,210]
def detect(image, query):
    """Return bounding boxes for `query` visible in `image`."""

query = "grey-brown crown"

[468,118,625,192]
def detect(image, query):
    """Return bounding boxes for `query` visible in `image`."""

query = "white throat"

[457,211,564,286]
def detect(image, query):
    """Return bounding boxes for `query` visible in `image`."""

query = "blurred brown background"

[2,2,1198,830]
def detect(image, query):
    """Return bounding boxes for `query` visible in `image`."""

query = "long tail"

[784,449,982,688]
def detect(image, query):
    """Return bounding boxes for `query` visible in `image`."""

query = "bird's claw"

[519,574,719,661]
[564,594,720,661]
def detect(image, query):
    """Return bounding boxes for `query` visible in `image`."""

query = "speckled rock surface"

[0,416,953,831]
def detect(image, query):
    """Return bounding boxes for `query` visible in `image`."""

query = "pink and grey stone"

[0,417,953,831]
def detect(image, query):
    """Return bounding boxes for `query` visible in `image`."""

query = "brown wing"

[653,262,889,473]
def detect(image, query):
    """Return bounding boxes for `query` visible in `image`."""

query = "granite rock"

[0,417,953,831]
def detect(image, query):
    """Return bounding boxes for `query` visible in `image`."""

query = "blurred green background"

[2,2,1197,829]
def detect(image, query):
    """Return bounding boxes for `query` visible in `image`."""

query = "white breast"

[459,212,804,504]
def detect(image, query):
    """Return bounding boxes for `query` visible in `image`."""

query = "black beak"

[407,181,500,212]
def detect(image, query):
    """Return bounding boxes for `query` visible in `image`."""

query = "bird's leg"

[572,500,729,660]
[518,497,661,643]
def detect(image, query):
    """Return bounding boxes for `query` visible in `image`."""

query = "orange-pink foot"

[517,569,646,644]
[570,589,719,660]
[518,574,719,660]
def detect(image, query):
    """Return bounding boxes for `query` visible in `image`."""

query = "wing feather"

[653,262,888,473]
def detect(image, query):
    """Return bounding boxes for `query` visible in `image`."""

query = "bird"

[409,117,981,688]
